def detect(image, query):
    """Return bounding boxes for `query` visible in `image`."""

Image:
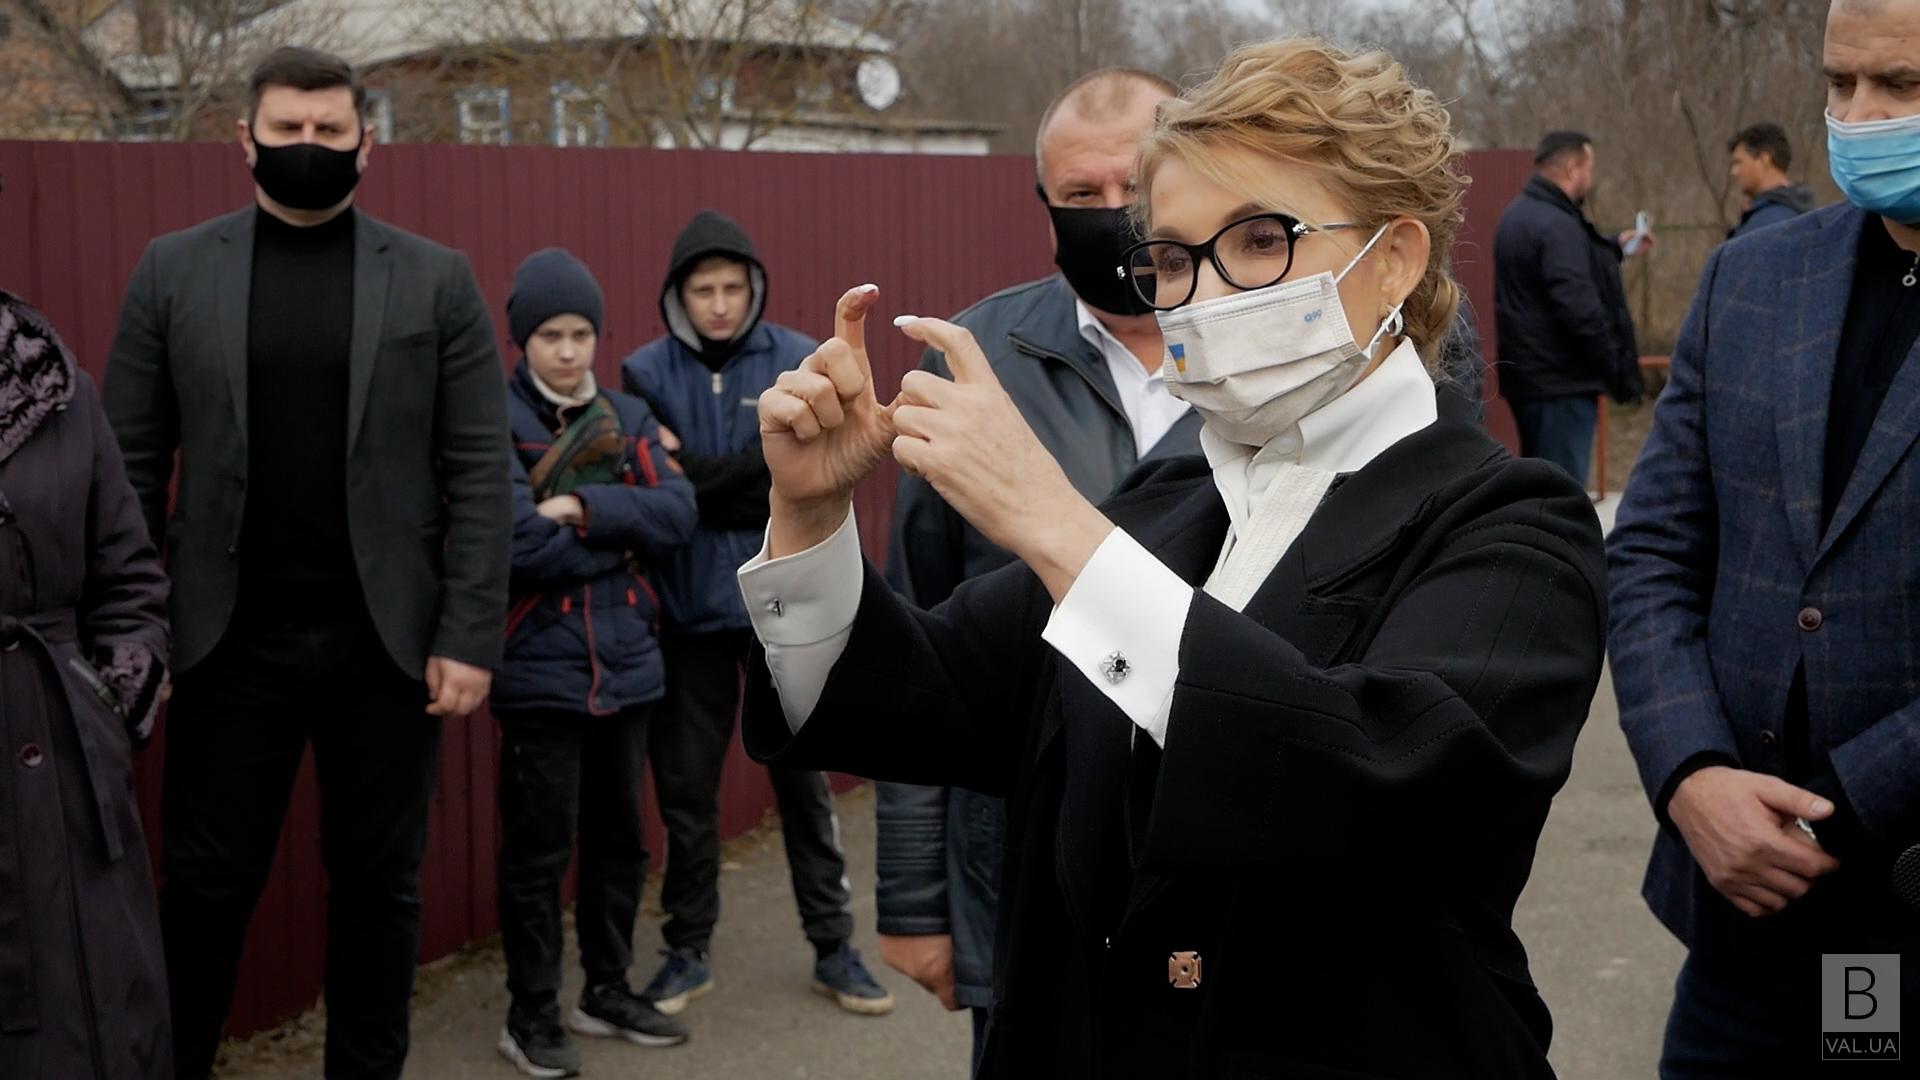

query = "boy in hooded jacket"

[622,210,892,1018]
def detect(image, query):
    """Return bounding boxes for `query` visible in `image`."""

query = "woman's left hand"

[890,316,1113,601]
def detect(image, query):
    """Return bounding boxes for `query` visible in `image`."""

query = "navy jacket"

[1610,204,1920,958]
[1494,176,1643,403]
[622,322,814,635]
[1729,183,1817,240]
[497,365,696,716]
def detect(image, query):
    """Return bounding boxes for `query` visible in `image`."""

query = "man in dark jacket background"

[622,209,892,1018]
[102,47,511,1080]
[1728,122,1817,240]
[1494,130,1647,487]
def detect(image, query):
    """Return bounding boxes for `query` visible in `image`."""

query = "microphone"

[1893,844,1920,910]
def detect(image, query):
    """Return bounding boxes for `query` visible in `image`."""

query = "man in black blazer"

[103,47,511,1080]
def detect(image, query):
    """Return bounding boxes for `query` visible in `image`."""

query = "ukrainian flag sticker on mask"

[1169,342,1187,374]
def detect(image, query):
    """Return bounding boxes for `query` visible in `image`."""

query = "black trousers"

[1662,948,1919,1078]
[496,707,651,1008]
[160,602,439,1080]
[651,630,852,952]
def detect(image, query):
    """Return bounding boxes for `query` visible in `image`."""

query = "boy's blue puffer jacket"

[496,363,696,717]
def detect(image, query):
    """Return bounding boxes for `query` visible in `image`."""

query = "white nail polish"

[857,283,879,294]
[892,315,919,327]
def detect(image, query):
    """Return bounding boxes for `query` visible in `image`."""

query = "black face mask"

[250,134,364,211]
[1039,185,1153,317]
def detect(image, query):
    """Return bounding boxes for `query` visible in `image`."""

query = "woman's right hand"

[759,284,895,555]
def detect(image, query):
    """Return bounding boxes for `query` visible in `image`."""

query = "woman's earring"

[1384,309,1405,337]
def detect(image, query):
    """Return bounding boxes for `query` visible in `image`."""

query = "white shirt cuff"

[1040,528,1193,746]
[736,509,863,730]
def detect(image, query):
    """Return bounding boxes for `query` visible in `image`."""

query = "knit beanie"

[507,248,605,349]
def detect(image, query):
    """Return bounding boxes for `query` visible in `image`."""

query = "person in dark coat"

[492,249,696,1076]
[875,72,1497,1070]
[100,48,512,1080]
[1494,130,1647,485]
[737,38,1606,1078]
[1610,3,1920,1071]
[874,69,1197,1064]
[621,210,891,1016]
[0,290,171,1079]
[1727,122,1817,240]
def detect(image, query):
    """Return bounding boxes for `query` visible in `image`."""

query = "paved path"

[215,782,972,1079]
[1513,498,1687,1078]
[217,500,1687,1079]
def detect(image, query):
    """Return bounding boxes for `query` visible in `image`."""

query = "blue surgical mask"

[1828,109,1920,224]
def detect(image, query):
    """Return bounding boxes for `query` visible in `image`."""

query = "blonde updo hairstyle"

[1136,38,1468,367]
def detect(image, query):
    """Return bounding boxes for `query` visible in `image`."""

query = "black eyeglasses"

[1117,212,1363,312]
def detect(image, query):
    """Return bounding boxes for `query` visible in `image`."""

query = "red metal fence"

[0,139,1526,1036]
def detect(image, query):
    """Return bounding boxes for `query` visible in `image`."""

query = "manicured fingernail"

[1811,799,1833,816]
[892,315,920,327]
[857,283,879,294]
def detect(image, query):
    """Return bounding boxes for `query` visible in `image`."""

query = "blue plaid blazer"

[1610,203,1920,951]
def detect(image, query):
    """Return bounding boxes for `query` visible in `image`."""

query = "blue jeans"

[1510,395,1598,487]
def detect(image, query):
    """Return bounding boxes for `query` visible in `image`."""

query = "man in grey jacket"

[874,68,1193,1069]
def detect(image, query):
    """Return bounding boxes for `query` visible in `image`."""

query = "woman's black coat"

[0,292,171,1079]
[745,420,1605,1079]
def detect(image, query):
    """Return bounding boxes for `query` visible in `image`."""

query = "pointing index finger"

[894,315,996,387]
[835,283,880,353]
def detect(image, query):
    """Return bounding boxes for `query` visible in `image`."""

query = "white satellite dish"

[857,57,901,111]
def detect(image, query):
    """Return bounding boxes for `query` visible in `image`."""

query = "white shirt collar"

[1200,340,1438,536]
[1075,298,1126,358]
[1075,298,1194,458]
[531,368,598,409]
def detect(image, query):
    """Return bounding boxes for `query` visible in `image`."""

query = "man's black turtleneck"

[239,205,359,607]
[1823,215,1920,529]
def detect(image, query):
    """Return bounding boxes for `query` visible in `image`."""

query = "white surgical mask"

[1156,223,1402,446]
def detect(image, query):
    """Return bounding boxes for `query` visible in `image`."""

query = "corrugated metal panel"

[1458,148,1533,453]
[0,139,1524,1036]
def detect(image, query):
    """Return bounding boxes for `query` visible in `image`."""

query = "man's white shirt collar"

[1074,299,1191,457]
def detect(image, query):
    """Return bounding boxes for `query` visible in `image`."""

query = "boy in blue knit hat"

[495,248,697,1077]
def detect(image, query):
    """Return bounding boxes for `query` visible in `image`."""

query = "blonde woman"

[738,39,1604,1079]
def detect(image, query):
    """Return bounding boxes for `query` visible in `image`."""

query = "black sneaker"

[498,1002,582,1078]
[569,982,691,1048]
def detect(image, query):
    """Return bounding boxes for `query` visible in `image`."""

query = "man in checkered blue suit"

[1609,3,1920,1074]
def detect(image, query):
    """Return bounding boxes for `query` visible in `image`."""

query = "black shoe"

[569,982,691,1047]
[498,1002,582,1078]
